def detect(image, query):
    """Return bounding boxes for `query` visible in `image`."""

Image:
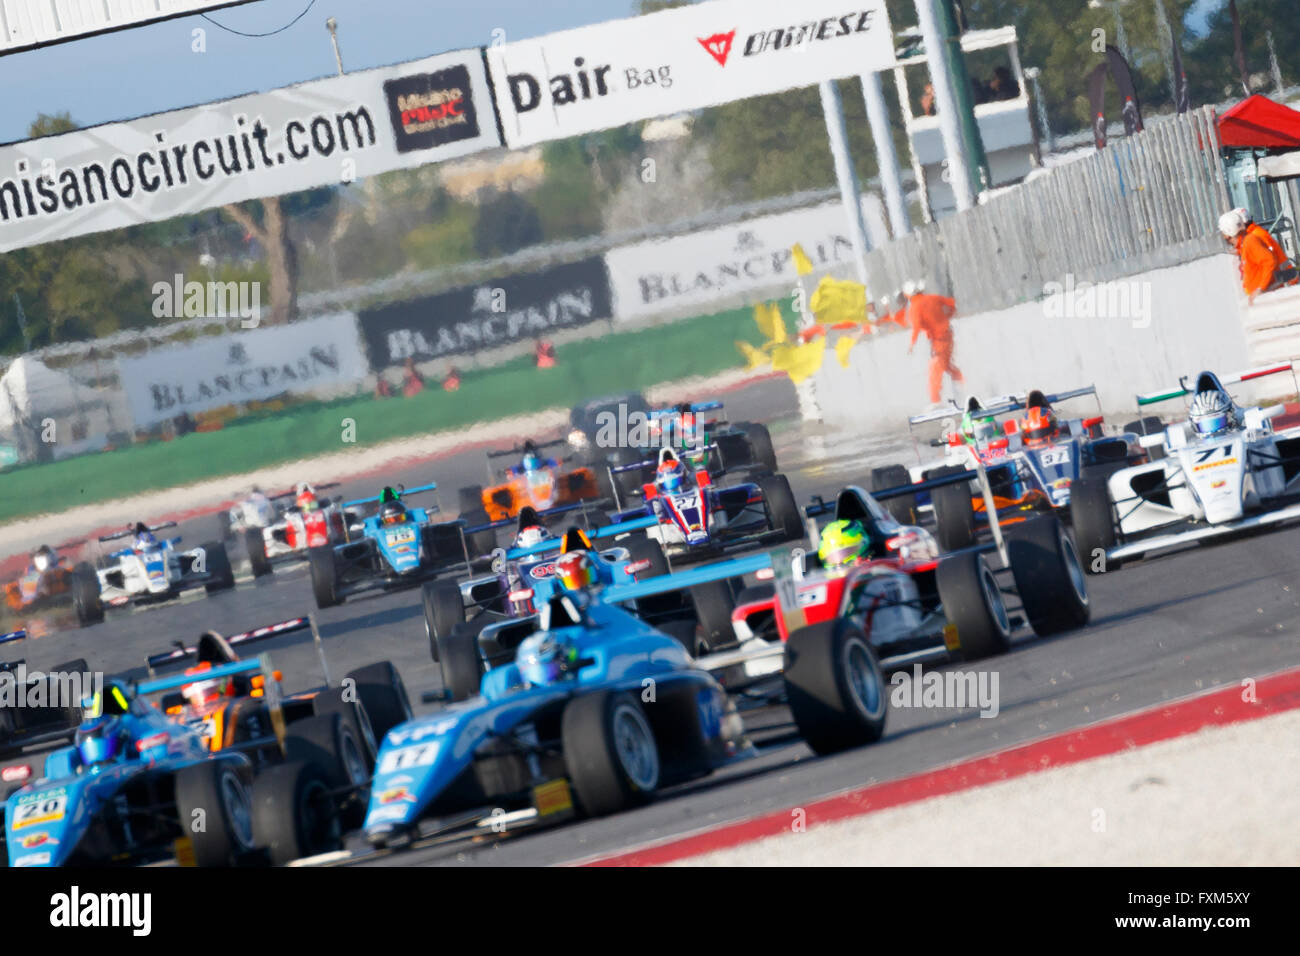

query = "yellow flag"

[809,275,868,326]
[834,334,858,368]
[792,243,815,276]
[752,301,787,345]
[735,339,770,371]
[771,339,826,384]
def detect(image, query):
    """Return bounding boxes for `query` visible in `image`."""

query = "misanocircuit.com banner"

[486,0,894,148]
[117,313,369,428]
[0,49,499,253]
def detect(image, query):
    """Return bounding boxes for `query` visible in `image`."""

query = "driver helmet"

[961,412,999,445]
[1022,406,1060,446]
[76,682,133,767]
[380,499,406,526]
[295,482,318,512]
[133,524,157,549]
[182,663,226,711]
[516,631,579,687]
[656,458,687,494]
[818,519,870,569]
[1189,390,1235,437]
[514,525,552,549]
[556,550,598,591]
[522,451,543,474]
[31,545,56,572]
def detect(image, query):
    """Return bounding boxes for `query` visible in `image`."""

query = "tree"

[473,191,544,257]
[220,198,299,325]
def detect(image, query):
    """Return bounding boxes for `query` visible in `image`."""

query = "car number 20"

[12,793,68,829]
[378,742,440,775]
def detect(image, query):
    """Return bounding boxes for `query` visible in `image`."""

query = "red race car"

[239,483,359,577]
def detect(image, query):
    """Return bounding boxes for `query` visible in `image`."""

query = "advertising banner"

[487,0,894,147]
[358,258,612,368]
[118,313,368,427]
[606,200,887,320]
[0,50,499,253]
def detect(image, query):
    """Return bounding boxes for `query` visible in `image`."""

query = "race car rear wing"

[487,438,567,459]
[601,551,772,607]
[908,387,1100,429]
[98,520,178,543]
[342,482,438,511]
[0,628,25,646]
[144,616,313,674]
[500,515,660,562]
[137,657,268,699]
[1136,362,1299,407]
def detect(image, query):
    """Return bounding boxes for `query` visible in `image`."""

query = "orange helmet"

[181,663,227,711]
[296,483,318,512]
[1022,407,1059,446]
[556,551,597,591]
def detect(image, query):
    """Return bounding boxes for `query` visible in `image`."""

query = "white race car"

[94,522,236,607]
[1070,363,1300,568]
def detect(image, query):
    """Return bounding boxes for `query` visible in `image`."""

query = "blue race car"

[308,483,485,608]
[352,553,889,855]
[3,676,257,868]
[609,447,805,566]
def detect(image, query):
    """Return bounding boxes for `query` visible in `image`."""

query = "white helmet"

[902,280,918,297]
[1218,209,1246,239]
[514,525,552,549]
[1189,390,1235,437]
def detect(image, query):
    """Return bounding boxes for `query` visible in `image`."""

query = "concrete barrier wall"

[809,254,1273,431]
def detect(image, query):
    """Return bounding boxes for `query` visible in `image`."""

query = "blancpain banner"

[606,199,888,321]
[0,49,499,253]
[486,0,895,148]
[118,313,368,427]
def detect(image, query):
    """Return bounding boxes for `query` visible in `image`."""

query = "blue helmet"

[76,681,133,768]
[522,452,542,473]
[516,631,578,687]
[656,459,686,494]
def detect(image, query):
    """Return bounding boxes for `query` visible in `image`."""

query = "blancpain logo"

[49,886,152,936]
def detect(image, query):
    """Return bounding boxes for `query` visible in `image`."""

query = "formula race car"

[720,467,1091,705]
[139,616,412,864]
[1071,364,1300,568]
[421,508,694,701]
[608,447,804,564]
[239,483,359,578]
[352,559,891,856]
[308,484,482,609]
[3,545,102,628]
[93,522,235,609]
[889,387,1160,550]
[459,439,608,525]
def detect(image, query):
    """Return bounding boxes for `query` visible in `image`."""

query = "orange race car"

[3,545,103,629]
[458,439,609,524]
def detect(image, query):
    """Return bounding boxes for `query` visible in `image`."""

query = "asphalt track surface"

[10,376,1300,866]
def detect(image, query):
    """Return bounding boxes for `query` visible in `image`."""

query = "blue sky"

[0,0,633,143]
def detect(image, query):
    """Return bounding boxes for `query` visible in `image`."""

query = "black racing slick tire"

[1069,477,1120,574]
[741,422,779,474]
[460,508,496,561]
[343,661,413,745]
[438,622,485,703]
[690,578,737,653]
[782,618,888,756]
[1004,516,1091,636]
[563,691,660,817]
[935,549,1013,660]
[308,546,342,608]
[423,579,465,662]
[759,473,804,542]
[285,713,370,795]
[71,562,103,626]
[251,761,342,867]
[458,485,484,515]
[174,759,255,868]
[202,541,236,593]
[930,466,975,552]
[870,464,917,526]
[244,528,272,578]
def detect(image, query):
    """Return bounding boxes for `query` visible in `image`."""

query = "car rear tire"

[244,528,272,578]
[930,467,975,552]
[438,621,485,703]
[311,687,378,770]
[423,580,465,662]
[759,473,804,542]
[741,422,779,474]
[343,661,413,745]
[690,578,737,653]
[623,537,682,617]
[460,508,496,561]
[1005,516,1091,636]
[71,562,103,626]
[935,550,1012,660]
[308,546,342,608]
[251,761,341,866]
[174,759,255,868]
[202,542,236,593]
[1070,477,1120,574]
[783,618,887,756]
[870,465,916,526]
[284,713,369,830]
[563,691,660,817]
[458,485,484,515]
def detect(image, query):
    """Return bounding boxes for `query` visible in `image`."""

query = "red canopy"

[1217,94,1300,149]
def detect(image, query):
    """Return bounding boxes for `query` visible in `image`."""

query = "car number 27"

[378,742,440,775]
